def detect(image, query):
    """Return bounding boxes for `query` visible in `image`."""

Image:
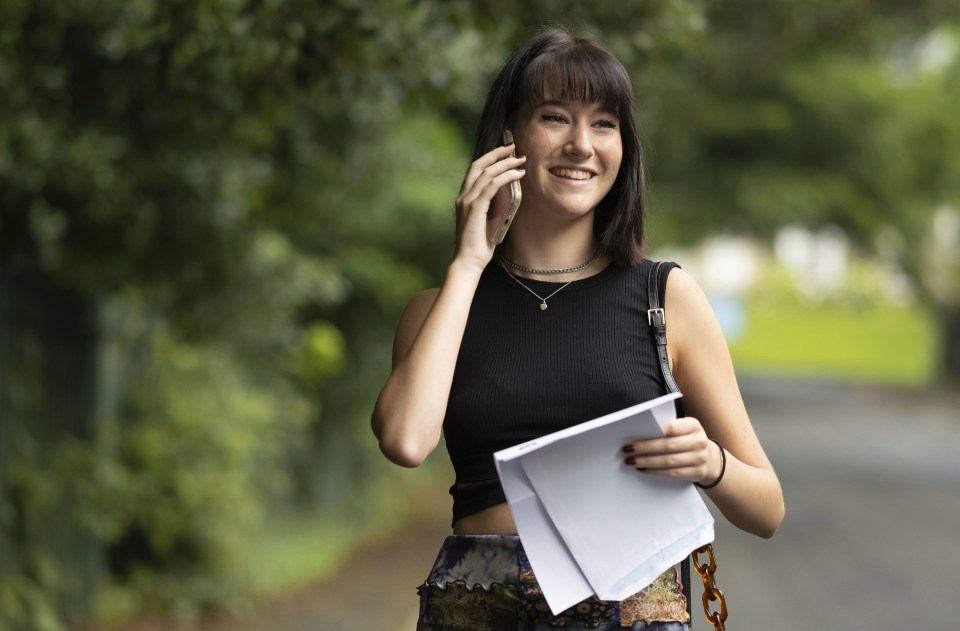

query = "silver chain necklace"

[498,247,602,276]
[498,255,600,311]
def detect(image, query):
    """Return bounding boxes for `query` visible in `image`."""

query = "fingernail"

[621,444,635,454]
[625,457,636,466]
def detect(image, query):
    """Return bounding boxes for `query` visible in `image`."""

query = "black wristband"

[695,438,726,490]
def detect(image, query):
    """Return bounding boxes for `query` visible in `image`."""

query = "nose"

[564,123,593,157]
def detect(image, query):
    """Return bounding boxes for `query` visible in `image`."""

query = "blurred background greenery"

[0,1,958,630]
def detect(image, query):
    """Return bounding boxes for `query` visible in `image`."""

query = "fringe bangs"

[517,43,634,118]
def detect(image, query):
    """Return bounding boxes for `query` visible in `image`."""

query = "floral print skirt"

[416,535,690,631]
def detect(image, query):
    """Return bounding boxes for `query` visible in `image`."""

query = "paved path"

[88,378,960,630]
[706,378,960,630]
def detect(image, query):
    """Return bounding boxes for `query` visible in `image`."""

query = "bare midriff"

[452,502,517,535]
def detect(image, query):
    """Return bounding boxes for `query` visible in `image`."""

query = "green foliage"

[2,0,960,628]
[88,331,311,618]
[241,449,452,597]
[291,321,346,386]
[645,9,960,270]
[0,313,313,627]
[1,432,77,631]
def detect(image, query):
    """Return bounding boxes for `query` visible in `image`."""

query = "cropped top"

[443,259,678,524]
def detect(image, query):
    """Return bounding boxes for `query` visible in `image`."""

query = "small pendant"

[540,301,548,311]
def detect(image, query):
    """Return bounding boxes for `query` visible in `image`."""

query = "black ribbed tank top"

[444,259,678,524]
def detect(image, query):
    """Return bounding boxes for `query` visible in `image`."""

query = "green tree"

[633,1,960,379]
[3,0,960,628]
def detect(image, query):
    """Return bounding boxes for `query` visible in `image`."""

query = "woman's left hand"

[622,417,723,487]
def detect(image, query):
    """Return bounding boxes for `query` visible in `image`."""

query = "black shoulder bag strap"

[646,262,692,620]
[646,261,728,631]
[647,261,681,395]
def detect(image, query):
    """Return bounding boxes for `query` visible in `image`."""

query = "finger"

[463,155,526,208]
[480,166,526,204]
[626,449,710,474]
[460,144,516,194]
[659,417,705,437]
[460,145,523,196]
[626,451,702,468]
[456,158,525,216]
[622,436,712,471]
[624,450,712,482]
[622,433,705,457]
[457,163,526,220]
[620,416,707,453]
[632,464,710,482]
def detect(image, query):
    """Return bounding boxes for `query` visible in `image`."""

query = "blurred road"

[96,378,959,631]
[705,378,960,630]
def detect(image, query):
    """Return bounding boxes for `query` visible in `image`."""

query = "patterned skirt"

[416,535,690,631]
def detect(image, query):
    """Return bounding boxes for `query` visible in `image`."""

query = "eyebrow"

[536,99,619,117]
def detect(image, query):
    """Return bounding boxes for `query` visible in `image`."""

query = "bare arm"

[623,268,785,538]
[371,144,526,467]
[371,262,481,467]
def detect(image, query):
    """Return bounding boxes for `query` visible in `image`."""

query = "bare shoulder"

[393,288,440,365]
[664,266,710,312]
[663,266,726,354]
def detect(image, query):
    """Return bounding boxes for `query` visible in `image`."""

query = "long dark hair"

[472,28,647,265]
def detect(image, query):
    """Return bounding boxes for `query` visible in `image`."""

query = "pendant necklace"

[498,250,602,311]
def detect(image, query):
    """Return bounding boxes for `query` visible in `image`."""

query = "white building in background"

[774,225,850,297]
[774,224,920,307]
[924,204,960,304]
[653,222,924,342]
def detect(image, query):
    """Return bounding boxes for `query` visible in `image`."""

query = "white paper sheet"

[494,392,715,614]
[495,457,594,606]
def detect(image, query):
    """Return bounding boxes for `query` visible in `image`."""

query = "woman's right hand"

[454,143,526,270]
[372,145,524,468]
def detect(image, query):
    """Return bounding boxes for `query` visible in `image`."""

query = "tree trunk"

[0,272,104,626]
[938,306,960,385]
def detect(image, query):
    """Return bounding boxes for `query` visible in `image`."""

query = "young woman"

[372,28,784,631]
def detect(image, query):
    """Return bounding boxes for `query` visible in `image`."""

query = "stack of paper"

[493,392,715,615]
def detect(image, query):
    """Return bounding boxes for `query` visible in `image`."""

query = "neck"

[500,220,605,281]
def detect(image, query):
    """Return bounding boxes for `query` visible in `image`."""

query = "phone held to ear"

[489,129,522,246]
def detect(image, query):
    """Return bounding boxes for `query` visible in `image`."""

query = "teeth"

[551,168,593,180]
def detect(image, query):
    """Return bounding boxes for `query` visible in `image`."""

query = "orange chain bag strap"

[647,261,729,631]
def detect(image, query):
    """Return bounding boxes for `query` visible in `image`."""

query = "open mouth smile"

[550,167,595,181]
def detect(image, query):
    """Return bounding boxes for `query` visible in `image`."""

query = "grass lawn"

[728,299,937,386]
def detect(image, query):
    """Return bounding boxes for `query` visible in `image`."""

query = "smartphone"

[488,130,522,245]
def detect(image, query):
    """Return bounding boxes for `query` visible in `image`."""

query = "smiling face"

[470,30,647,263]
[511,98,623,222]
